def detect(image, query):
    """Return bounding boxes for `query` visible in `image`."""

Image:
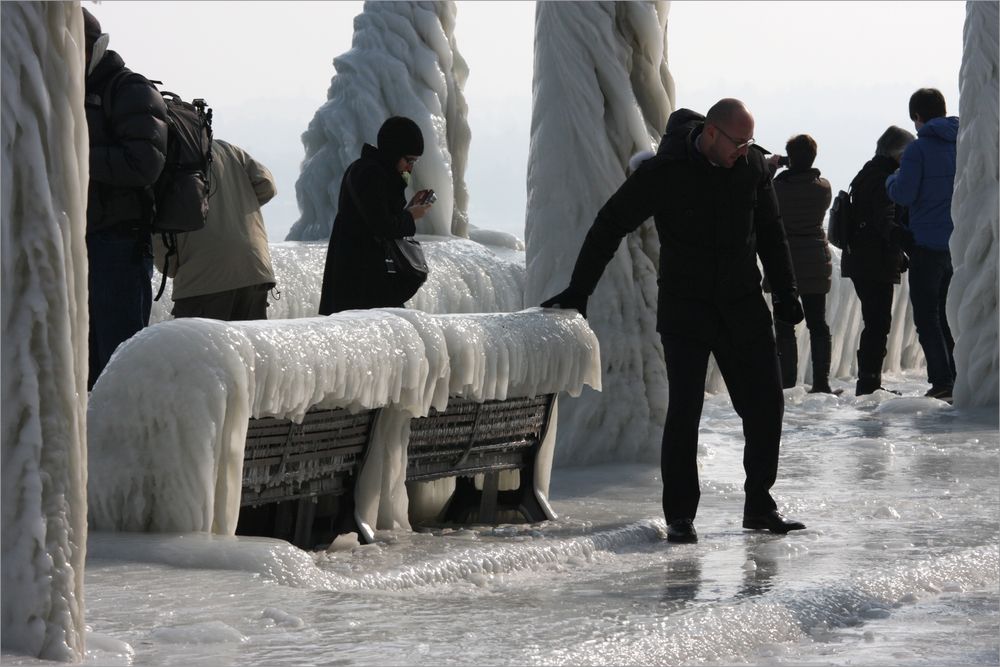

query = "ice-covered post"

[1,1,90,660]
[526,1,675,464]
[948,0,999,408]
[287,1,471,241]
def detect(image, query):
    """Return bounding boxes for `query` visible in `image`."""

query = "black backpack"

[827,188,856,251]
[103,72,213,298]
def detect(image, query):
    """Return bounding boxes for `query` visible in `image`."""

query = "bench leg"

[442,476,479,523]
[479,472,499,524]
[293,498,316,548]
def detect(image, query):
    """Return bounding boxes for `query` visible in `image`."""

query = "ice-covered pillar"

[1,1,90,660]
[525,1,675,464]
[949,1,1000,408]
[287,1,471,241]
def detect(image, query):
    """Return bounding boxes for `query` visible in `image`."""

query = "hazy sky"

[89,1,965,241]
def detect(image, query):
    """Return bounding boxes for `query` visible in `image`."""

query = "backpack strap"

[154,232,176,302]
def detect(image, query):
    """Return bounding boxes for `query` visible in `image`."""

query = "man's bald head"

[705,98,751,128]
[700,98,755,169]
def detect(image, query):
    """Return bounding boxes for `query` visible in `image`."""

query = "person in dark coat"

[842,126,915,395]
[764,135,835,393]
[83,8,168,389]
[543,99,807,543]
[318,116,434,315]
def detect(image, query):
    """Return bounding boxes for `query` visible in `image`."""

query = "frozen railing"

[87,309,601,546]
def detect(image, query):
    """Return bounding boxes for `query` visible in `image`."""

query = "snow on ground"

[6,374,997,667]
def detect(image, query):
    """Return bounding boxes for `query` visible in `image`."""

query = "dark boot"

[807,332,839,394]
[855,348,897,395]
[775,323,798,389]
[855,372,882,396]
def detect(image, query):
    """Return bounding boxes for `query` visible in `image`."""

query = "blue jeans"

[907,246,956,388]
[87,229,153,389]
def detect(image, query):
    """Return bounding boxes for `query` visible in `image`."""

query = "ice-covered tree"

[949,0,999,408]
[525,1,675,464]
[1,1,89,660]
[287,1,471,241]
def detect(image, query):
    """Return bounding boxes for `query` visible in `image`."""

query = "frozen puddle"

[75,514,997,666]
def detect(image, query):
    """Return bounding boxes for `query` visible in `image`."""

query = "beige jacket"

[155,140,276,299]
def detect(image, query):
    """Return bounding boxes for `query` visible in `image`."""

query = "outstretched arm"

[543,166,661,316]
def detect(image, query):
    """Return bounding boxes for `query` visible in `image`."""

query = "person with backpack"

[318,116,435,315]
[542,99,807,543]
[764,135,836,394]
[82,7,167,389]
[154,140,277,320]
[886,89,959,402]
[842,126,915,396]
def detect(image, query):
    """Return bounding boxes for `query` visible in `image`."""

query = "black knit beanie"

[82,7,102,51]
[377,116,424,161]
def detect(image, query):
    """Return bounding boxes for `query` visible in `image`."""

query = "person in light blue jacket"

[886,88,958,401]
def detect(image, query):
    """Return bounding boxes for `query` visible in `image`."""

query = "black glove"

[541,286,589,319]
[771,292,804,326]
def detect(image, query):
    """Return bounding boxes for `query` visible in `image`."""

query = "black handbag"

[381,236,429,304]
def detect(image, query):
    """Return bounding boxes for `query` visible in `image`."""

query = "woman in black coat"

[841,126,915,395]
[318,117,433,315]
[766,135,834,392]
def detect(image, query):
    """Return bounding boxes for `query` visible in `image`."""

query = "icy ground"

[9,371,998,667]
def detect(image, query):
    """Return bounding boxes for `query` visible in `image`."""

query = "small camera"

[777,155,789,167]
[421,190,437,205]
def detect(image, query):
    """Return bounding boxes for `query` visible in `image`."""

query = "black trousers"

[660,326,783,522]
[774,293,831,388]
[849,278,894,378]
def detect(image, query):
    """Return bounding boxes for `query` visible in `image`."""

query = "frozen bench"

[238,407,378,547]
[406,394,557,525]
[237,393,557,548]
[87,310,600,547]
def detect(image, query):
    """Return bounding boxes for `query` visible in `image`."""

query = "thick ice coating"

[287,1,471,240]
[150,236,525,323]
[88,309,600,535]
[1,3,89,661]
[948,1,999,408]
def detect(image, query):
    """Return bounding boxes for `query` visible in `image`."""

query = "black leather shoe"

[666,518,698,543]
[925,385,954,403]
[742,510,805,534]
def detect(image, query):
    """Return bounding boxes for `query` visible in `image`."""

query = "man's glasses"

[714,125,755,151]
[403,156,420,166]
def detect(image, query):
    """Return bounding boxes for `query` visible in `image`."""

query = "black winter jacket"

[84,50,168,234]
[318,144,417,314]
[568,109,797,339]
[841,155,907,284]
[768,168,832,295]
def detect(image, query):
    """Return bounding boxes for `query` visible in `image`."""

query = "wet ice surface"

[14,372,997,666]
